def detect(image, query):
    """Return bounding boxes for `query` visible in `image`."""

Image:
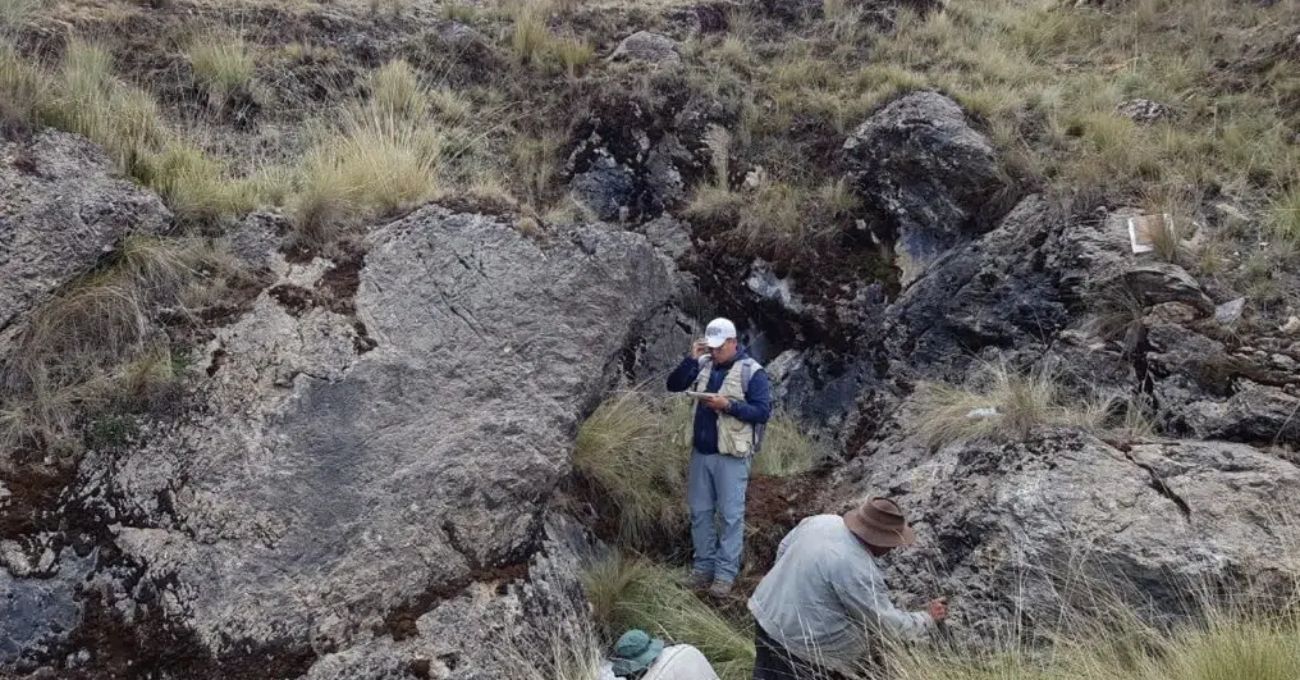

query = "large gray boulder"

[827,426,1300,640]
[0,130,170,336]
[11,207,677,677]
[844,92,1009,285]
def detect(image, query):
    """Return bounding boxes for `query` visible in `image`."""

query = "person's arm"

[666,355,701,392]
[724,368,772,424]
[830,557,932,641]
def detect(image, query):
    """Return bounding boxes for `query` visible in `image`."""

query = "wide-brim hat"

[610,629,665,676]
[843,497,916,548]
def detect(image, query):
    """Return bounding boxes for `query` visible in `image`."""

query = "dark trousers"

[753,621,853,680]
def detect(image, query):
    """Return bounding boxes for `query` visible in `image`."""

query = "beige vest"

[690,357,760,457]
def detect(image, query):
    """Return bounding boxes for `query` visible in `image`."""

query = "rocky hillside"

[2,0,1299,678]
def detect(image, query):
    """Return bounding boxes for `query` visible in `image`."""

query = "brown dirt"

[54,590,319,680]
[316,242,366,316]
[380,561,532,641]
[0,462,75,539]
[267,282,316,316]
[735,472,823,595]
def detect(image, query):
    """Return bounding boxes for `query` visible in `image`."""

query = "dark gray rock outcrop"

[844,92,1010,285]
[565,82,714,223]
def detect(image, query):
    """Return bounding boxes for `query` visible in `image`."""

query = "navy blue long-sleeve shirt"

[666,347,772,454]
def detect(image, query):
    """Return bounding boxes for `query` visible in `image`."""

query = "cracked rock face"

[827,429,1300,641]
[14,207,677,677]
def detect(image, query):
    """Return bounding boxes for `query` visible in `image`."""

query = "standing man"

[748,497,949,679]
[666,317,772,598]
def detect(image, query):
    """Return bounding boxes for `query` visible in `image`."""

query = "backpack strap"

[738,358,766,454]
[739,357,762,394]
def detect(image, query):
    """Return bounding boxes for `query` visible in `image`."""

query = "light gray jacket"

[748,514,932,673]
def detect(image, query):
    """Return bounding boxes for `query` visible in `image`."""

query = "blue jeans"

[687,450,751,583]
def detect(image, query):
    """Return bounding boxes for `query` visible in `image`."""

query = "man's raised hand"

[927,598,949,623]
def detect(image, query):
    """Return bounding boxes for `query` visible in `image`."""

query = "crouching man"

[666,317,772,598]
[748,498,949,679]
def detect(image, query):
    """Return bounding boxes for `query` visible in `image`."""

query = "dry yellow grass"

[186,35,255,103]
[294,112,442,246]
[1,236,210,452]
[913,362,1109,449]
[573,390,817,547]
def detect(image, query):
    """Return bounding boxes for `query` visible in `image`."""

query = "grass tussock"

[1271,185,1300,246]
[508,623,604,680]
[294,114,441,246]
[892,610,1300,680]
[507,2,594,75]
[44,39,167,173]
[753,416,821,477]
[0,0,38,31]
[573,392,692,547]
[293,59,445,246]
[0,42,40,131]
[583,556,755,680]
[913,363,1108,449]
[1,236,213,453]
[137,143,263,223]
[186,35,255,104]
[573,391,817,547]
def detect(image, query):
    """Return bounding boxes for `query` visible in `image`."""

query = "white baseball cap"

[704,318,737,348]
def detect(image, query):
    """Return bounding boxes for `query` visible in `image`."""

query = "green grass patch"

[573,392,692,548]
[574,390,817,548]
[583,555,755,680]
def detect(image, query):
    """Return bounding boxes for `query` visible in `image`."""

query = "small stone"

[1148,301,1200,325]
[1214,297,1246,325]
[609,31,681,65]
[1115,98,1173,124]
[1280,316,1300,335]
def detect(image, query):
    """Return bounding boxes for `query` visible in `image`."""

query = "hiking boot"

[708,579,733,598]
[689,571,713,590]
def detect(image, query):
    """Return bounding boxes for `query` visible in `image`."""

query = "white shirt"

[748,515,932,673]
[642,645,719,680]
